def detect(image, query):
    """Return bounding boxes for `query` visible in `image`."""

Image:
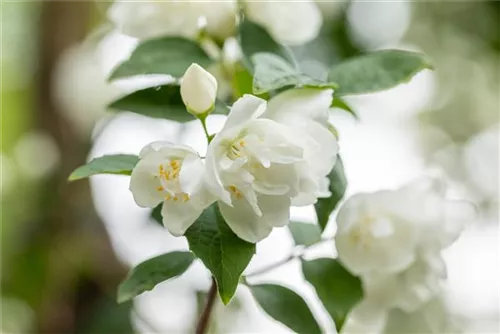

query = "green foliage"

[252,53,337,95]
[68,155,139,181]
[109,37,212,80]
[302,258,363,331]
[315,156,347,231]
[329,50,434,95]
[108,84,195,122]
[185,204,255,304]
[117,251,195,303]
[250,284,321,334]
[331,97,358,119]
[238,19,295,71]
[288,222,322,247]
[108,84,229,122]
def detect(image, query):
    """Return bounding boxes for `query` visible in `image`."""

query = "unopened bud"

[180,63,218,116]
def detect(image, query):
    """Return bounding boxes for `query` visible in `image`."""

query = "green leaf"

[109,37,212,80]
[117,251,195,303]
[238,19,295,71]
[328,49,434,95]
[185,204,255,304]
[288,222,322,247]
[252,53,337,95]
[108,84,194,122]
[108,84,229,121]
[68,154,139,181]
[315,156,347,231]
[250,284,321,334]
[302,258,363,331]
[331,97,358,119]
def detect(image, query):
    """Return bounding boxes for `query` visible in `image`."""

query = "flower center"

[227,139,246,160]
[156,159,190,202]
[350,216,376,248]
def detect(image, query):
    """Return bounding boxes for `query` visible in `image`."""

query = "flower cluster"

[129,63,338,242]
[336,178,476,333]
[108,0,323,45]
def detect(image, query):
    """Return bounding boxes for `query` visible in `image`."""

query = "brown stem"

[195,277,218,334]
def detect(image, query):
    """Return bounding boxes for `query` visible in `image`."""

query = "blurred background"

[1,1,498,333]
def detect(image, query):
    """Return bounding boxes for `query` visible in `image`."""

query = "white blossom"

[244,0,323,45]
[108,0,237,41]
[108,0,323,46]
[335,178,474,276]
[180,63,218,116]
[204,92,337,242]
[129,141,214,236]
[262,88,339,205]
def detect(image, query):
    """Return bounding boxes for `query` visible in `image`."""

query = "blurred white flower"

[108,0,322,46]
[53,43,122,136]
[244,0,322,45]
[129,141,214,236]
[205,92,337,242]
[463,125,500,201]
[335,177,474,276]
[180,63,218,116]
[108,0,237,41]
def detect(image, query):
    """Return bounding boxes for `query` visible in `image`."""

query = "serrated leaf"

[185,204,255,304]
[250,284,321,334]
[302,258,363,331]
[238,19,295,72]
[109,37,212,80]
[288,222,322,247]
[315,156,347,231]
[108,84,229,121]
[117,251,195,303]
[328,49,434,96]
[252,53,337,95]
[331,97,358,119]
[69,154,139,181]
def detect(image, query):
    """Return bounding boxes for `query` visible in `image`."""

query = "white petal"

[204,135,232,204]
[161,200,203,236]
[139,141,197,159]
[264,88,333,123]
[179,154,204,194]
[129,157,164,208]
[219,199,272,243]
[257,195,291,228]
[244,1,322,45]
[221,94,267,131]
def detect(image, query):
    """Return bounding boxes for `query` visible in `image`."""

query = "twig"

[246,238,334,278]
[195,277,217,334]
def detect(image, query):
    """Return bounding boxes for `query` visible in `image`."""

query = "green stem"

[199,115,213,144]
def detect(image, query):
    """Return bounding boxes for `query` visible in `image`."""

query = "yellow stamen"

[157,186,164,192]
[182,193,190,202]
[165,194,172,201]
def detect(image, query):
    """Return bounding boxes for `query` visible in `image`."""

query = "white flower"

[108,0,237,41]
[335,177,475,277]
[262,88,339,205]
[244,0,323,45]
[181,63,218,116]
[129,141,214,236]
[361,253,447,313]
[205,92,337,242]
[335,191,422,276]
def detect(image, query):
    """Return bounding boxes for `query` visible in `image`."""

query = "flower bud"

[181,63,218,116]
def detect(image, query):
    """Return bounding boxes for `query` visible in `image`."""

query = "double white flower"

[129,64,338,242]
[205,89,338,242]
[337,178,475,333]
[108,0,322,45]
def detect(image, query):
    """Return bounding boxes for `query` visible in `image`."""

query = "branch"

[195,277,217,334]
[246,238,334,278]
